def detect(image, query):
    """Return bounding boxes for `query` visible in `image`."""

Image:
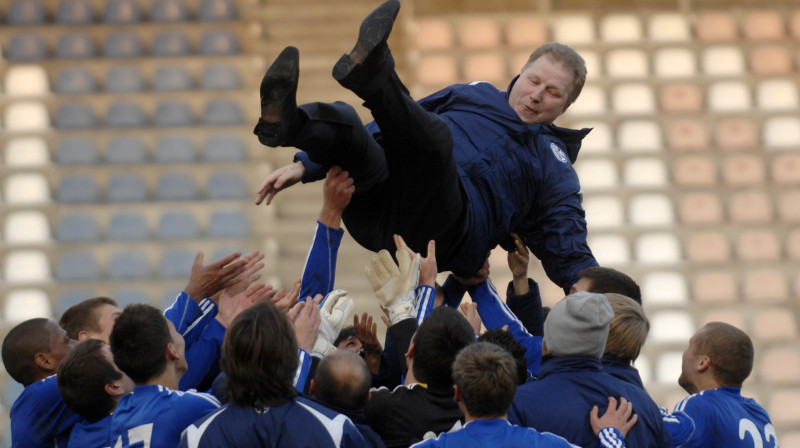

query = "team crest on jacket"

[550,143,568,163]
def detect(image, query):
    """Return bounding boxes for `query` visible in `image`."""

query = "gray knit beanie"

[544,291,614,359]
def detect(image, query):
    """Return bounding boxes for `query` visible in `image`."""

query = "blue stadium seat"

[108,211,150,240]
[208,209,251,238]
[158,248,195,278]
[200,30,238,55]
[55,103,97,129]
[152,31,191,57]
[56,250,101,280]
[106,136,148,164]
[7,34,48,61]
[55,138,99,164]
[198,0,236,21]
[56,0,95,24]
[156,172,198,201]
[203,134,246,162]
[153,65,193,91]
[107,172,148,202]
[104,65,144,92]
[3,379,24,412]
[57,289,98,315]
[111,287,150,307]
[158,210,199,239]
[54,67,97,94]
[150,0,189,22]
[56,174,99,203]
[56,212,101,242]
[206,171,248,199]
[154,100,194,127]
[104,32,143,58]
[56,33,96,59]
[103,0,142,23]
[154,135,196,163]
[201,64,241,90]
[161,285,186,309]
[203,99,243,126]
[108,250,151,279]
[7,0,47,25]
[105,101,147,128]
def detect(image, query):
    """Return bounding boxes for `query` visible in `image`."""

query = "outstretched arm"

[254,161,306,206]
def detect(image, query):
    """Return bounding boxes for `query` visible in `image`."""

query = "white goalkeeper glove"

[364,249,421,324]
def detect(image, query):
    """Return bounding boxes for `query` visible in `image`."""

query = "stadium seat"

[103,32,143,58]
[107,172,148,202]
[649,311,694,343]
[56,33,97,59]
[572,121,611,154]
[695,11,738,42]
[56,138,99,164]
[736,230,780,261]
[791,10,800,39]
[552,15,595,44]
[742,10,784,40]
[623,158,668,187]
[4,173,50,204]
[103,0,142,23]
[154,135,196,163]
[665,119,709,152]
[413,18,453,50]
[655,352,682,384]
[56,174,99,203]
[5,101,49,131]
[788,230,800,260]
[54,102,97,129]
[771,154,800,184]
[605,49,648,78]
[749,46,793,75]
[653,48,696,78]
[700,309,745,330]
[4,250,49,282]
[721,155,765,186]
[641,271,688,305]
[106,136,148,164]
[200,30,239,55]
[56,212,101,242]
[685,231,730,263]
[4,65,49,96]
[647,13,690,42]
[635,233,681,264]
[4,212,49,244]
[198,0,236,21]
[4,290,52,322]
[778,190,800,222]
[611,84,655,114]
[744,269,789,302]
[161,286,186,310]
[208,210,251,238]
[714,117,758,150]
[56,250,101,281]
[692,270,737,303]
[752,308,797,341]
[152,31,191,57]
[701,46,745,76]
[415,55,458,86]
[575,159,618,189]
[757,80,799,111]
[56,0,95,24]
[629,194,674,226]
[678,192,723,224]
[506,16,547,47]
[154,100,194,127]
[153,65,193,91]
[759,347,800,383]
[708,81,751,112]
[659,83,703,113]
[157,172,198,201]
[206,171,248,199]
[728,191,772,223]
[618,120,662,152]
[203,99,243,125]
[7,0,47,25]
[105,102,147,128]
[108,250,151,279]
[55,67,97,94]
[6,34,48,61]
[4,137,50,167]
[108,211,150,240]
[600,14,642,42]
[104,65,144,92]
[582,196,624,229]
[151,0,189,22]
[456,17,501,49]
[462,53,506,84]
[203,134,246,162]
[157,210,199,239]
[672,156,717,186]
[111,287,151,307]
[57,289,98,315]
[158,248,196,278]
[201,64,241,90]
[586,234,629,265]
[764,116,800,149]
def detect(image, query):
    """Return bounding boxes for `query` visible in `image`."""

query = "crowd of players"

[2,0,780,446]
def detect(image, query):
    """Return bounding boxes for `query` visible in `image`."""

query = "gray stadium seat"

[203,99,243,126]
[151,0,189,22]
[158,210,199,239]
[208,209,251,238]
[57,289,98,315]
[206,171,248,199]
[104,65,144,92]
[203,134,246,162]
[56,33,96,59]
[107,172,148,202]
[55,102,97,129]
[154,135,196,163]
[153,65,193,91]
[7,34,48,61]
[104,32,143,58]
[55,138,99,165]
[8,0,46,25]
[106,102,147,128]
[56,0,95,24]
[158,248,196,278]
[56,250,101,280]
[161,285,186,309]
[55,67,97,94]
[56,212,100,242]
[108,211,150,240]
[152,31,191,57]
[108,250,151,279]
[200,30,239,55]
[154,100,194,127]
[198,0,236,21]
[201,64,241,90]
[57,174,99,203]
[157,172,197,201]
[106,136,148,164]
[103,0,142,23]
[111,287,150,307]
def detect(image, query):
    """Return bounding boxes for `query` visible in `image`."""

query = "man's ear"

[541,339,551,356]
[77,330,90,342]
[105,382,126,397]
[405,341,416,359]
[33,352,57,372]
[697,355,711,373]
[309,379,317,397]
[453,385,462,403]
[166,342,179,361]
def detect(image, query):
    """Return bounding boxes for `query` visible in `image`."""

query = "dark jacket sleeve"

[505,279,544,336]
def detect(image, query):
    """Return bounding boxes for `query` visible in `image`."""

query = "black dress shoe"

[254,46,299,147]
[332,0,400,91]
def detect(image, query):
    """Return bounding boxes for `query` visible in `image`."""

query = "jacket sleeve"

[164,292,218,345]
[416,84,461,114]
[179,319,225,391]
[505,279,544,336]
[299,221,345,301]
[661,395,705,447]
[294,151,328,183]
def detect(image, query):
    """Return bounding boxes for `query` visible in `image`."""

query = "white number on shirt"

[113,423,154,448]
[739,419,779,448]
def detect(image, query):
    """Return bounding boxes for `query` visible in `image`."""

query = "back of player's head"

[453,342,517,418]
[110,304,171,384]
[1,318,52,386]
[524,42,586,105]
[604,293,649,363]
[313,349,371,411]
[57,339,121,422]
[333,326,357,348]
[577,266,641,304]
[59,296,119,340]
[411,306,474,388]
[222,301,298,407]
[477,329,528,385]
[697,322,754,387]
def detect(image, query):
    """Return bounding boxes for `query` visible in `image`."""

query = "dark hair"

[59,297,119,340]
[57,339,121,422]
[478,329,528,385]
[1,318,51,386]
[314,349,371,411]
[334,326,357,348]
[452,342,517,418]
[697,322,754,387]
[578,266,642,304]
[222,302,298,407]
[412,306,474,388]
[110,304,171,383]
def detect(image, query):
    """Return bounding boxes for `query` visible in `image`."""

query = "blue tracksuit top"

[508,356,672,448]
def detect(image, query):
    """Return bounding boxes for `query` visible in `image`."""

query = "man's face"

[337,336,363,354]
[100,343,135,395]
[167,321,188,375]
[88,304,122,344]
[508,55,574,125]
[569,277,593,295]
[46,321,76,367]
[678,330,704,394]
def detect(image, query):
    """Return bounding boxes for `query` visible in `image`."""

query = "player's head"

[222,301,298,407]
[544,292,613,359]
[477,329,529,385]
[2,318,75,386]
[110,304,186,384]
[452,342,518,419]
[604,293,649,363]
[522,42,586,105]
[679,322,754,394]
[410,306,474,388]
[57,339,134,422]
[334,326,362,353]
[59,296,121,343]
[571,266,641,304]
[311,349,371,411]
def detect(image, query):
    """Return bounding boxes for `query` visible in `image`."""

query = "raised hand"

[183,251,246,303]
[255,161,306,206]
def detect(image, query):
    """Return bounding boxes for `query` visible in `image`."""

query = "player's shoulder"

[164,387,222,408]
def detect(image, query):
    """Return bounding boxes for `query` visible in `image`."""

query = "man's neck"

[142,369,180,390]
